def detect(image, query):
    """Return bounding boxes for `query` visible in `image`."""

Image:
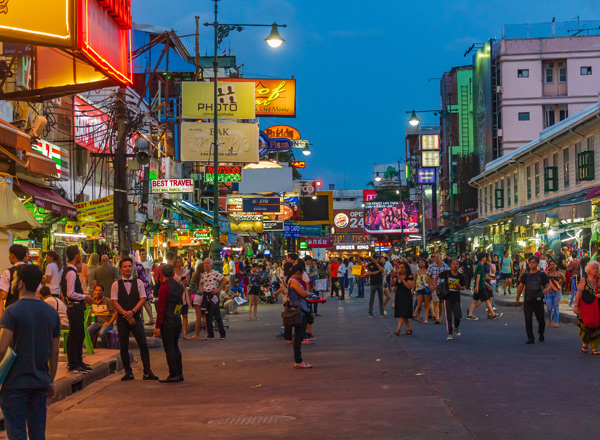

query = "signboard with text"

[181,82,256,119]
[181,122,259,163]
[242,197,281,213]
[263,220,285,231]
[205,166,242,183]
[264,125,301,139]
[306,237,331,248]
[422,151,440,168]
[283,223,301,238]
[418,167,436,184]
[151,179,195,194]
[73,196,114,222]
[33,139,70,180]
[333,209,364,233]
[421,134,440,150]
[220,78,296,117]
[293,180,317,197]
[334,243,371,252]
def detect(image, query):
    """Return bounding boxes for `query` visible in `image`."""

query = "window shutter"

[544,166,558,192]
[578,151,595,181]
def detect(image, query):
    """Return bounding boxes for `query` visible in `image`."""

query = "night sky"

[132,0,597,189]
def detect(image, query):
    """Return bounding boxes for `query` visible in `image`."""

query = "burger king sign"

[334,213,349,228]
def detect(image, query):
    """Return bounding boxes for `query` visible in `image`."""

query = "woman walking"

[393,262,414,335]
[287,263,312,369]
[573,260,600,354]
[413,259,431,323]
[190,262,206,339]
[500,250,513,295]
[173,256,191,339]
[545,259,565,328]
[439,260,466,340]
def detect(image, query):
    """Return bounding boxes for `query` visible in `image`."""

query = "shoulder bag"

[579,279,600,329]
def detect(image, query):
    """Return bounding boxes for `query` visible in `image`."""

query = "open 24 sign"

[293,180,316,197]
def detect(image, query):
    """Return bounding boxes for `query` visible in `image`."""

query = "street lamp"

[408,110,420,127]
[205,0,287,269]
[302,144,311,156]
[374,172,382,182]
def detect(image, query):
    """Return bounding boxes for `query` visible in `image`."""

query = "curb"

[459,291,578,325]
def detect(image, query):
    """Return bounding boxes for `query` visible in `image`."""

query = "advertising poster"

[73,196,114,222]
[181,82,256,119]
[364,200,420,234]
[180,122,259,163]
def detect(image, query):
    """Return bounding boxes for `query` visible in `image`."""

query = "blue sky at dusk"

[132,0,597,190]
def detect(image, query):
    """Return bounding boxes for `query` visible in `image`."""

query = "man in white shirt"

[347,258,355,297]
[384,257,393,287]
[0,244,29,319]
[111,257,158,381]
[228,255,236,289]
[337,258,347,300]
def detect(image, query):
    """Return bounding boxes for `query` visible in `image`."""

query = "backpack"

[524,272,543,301]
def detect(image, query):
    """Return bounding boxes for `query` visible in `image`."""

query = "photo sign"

[151,179,195,194]
[180,122,259,163]
[181,82,256,119]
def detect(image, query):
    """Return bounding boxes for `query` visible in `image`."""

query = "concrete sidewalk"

[460,288,578,324]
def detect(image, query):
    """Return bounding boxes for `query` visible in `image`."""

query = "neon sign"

[205,166,243,183]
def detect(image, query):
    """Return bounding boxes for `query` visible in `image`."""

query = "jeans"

[523,298,545,341]
[357,277,365,297]
[66,303,85,368]
[117,316,151,374]
[349,278,355,296]
[293,315,307,364]
[546,291,561,324]
[206,298,226,338]
[331,277,339,297]
[369,284,384,315]
[161,318,183,377]
[444,300,462,334]
[88,322,113,348]
[339,278,345,299]
[0,387,48,440]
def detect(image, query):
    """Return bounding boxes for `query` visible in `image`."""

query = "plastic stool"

[61,307,95,355]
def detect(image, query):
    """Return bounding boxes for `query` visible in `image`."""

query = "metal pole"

[114,87,130,255]
[195,16,200,80]
[211,0,223,270]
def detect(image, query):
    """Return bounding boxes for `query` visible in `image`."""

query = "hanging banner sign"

[306,237,331,248]
[220,78,296,117]
[180,122,259,163]
[283,223,301,238]
[205,166,242,183]
[151,179,195,194]
[73,196,114,222]
[181,82,256,119]
[242,197,281,213]
[263,220,285,231]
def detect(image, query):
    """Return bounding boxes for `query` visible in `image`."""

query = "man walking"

[516,256,551,344]
[201,258,228,340]
[367,256,385,318]
[0,244,28,318]
[467,252,502,320]
[330,258,339,298]
[61,246,93,372]
[111,257,158,381]
[0,265,60,440]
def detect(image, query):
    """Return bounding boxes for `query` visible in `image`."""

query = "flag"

[221,49,226,56]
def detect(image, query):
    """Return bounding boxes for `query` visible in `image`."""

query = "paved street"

[45,296,596,440]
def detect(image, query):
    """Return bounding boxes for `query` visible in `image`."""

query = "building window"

[587,136,594,151]
[553,152,559,168]
[575,142,581,183]
[543,158,548,194]
[558,62,567,83]
[544,106,556,128]
[544,63,554,83]
[534,162,540,197]
[518,69,529,78]
[526,165,532,200]
[564,147,570,188]
[506,177,511,208]
[559,106,568,121]
[514,172,518,205]
[581,66,592,75]
[518,112,530,121]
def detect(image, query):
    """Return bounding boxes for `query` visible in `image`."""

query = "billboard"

[181,82,256,119]
[74,96,111,153]
[220,78,296,117]
[421,134,440,150]
[422,151,440,167]
[333,209,364,233]
[298,191,333,225]
[73,196,114,222]
[205,166,242,183]
[180,122,259,163]
[473,41,493,171]
[364,200,420,234]
[151,179,195,194]
[264,125,301,139]
[417,167,436,184]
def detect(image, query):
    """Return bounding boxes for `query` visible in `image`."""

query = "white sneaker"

[446,335,453,341]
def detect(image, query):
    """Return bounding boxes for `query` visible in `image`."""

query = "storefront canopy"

[0,181,41,230]
[15,181,78,218]
[0,118,31,153]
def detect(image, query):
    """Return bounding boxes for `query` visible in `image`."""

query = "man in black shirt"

[516,256,550,344]
[367,256,385,318]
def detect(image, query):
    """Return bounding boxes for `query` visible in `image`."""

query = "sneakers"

[491,313,503,320]
[369,313,375,319]
[384,310,388,317]
[275,333,285,340]
[466,315,478,320]
[454,328,461,336]
[143,371,159,381]
[294,362,312,369]
[526,339,535,344]
[446,335,453,341]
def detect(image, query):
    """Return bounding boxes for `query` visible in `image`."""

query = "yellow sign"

[66,221,103,238]
[180,122,259,163]
[0,0,73,47]
[73,196,114,222]
[181,82,256,119]
[221,78,296,117]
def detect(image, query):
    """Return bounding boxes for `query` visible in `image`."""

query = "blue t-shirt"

[0,298,60,389]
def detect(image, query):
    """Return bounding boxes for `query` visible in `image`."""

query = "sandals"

[581,345,588,353]
[393,330,401,336]
[405,330,413,335]
[593,350,600,356]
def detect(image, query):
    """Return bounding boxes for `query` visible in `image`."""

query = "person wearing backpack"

[516,256,551,344]
[573,260,600,354]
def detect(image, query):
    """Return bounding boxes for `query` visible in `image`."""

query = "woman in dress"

[174,256,191,339]
[190,262,206,339]
[545,259,565,328]
[413,259,431,323]
[393,262,414,335]
[136,255,155,326]
[573,260,600,354]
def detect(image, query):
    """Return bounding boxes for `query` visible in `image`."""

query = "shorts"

[500,273,512,280]
[192,294,204,306]
[181,304,189,315]
[416,289,429,296]
[473,288,490,302]
[432,288,440,302]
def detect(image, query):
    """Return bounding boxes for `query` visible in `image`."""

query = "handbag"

[579,280,600,329]
[281,301,301,326]
[437,275,450,301]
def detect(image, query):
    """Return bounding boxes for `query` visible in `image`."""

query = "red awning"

[585,185,600,201]
[15,181,78,218]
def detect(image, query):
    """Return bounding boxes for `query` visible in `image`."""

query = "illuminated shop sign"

[205,166,243,183]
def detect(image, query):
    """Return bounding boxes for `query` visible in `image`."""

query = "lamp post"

[204,0,286,270]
